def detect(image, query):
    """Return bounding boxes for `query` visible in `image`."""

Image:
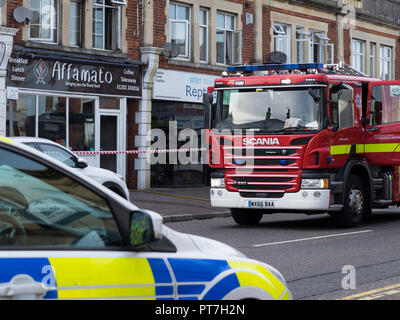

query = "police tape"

[69,147,208,156]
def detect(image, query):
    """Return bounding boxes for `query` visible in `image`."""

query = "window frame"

[169,2,191,60]
[69,0,82,47]
[296,27,310,64]
[216,11,241,66]
[352,39,366,74]
[370,43,376,78]
[273,23,291,63]
[199,7,209,63]
[92,0,122,51]
[309,30,328,64]
[28,0,59,44]
[7,92,99,152]
[380,45,392,81]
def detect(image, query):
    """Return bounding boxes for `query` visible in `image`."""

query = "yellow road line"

[129,189,210,202]
[341,283,400,300]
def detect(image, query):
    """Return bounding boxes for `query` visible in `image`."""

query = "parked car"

[0,136,291,300]
[9,137,130,200]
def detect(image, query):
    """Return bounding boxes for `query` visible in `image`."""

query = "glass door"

[100,114,119,173]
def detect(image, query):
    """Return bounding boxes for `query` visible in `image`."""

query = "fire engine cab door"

[364,81,400,166]
[330,84,363,168]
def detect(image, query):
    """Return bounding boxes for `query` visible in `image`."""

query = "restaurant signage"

[7,54,142,97]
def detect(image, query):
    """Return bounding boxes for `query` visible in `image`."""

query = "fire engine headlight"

[211,178,225,188]
[301,178,329,189]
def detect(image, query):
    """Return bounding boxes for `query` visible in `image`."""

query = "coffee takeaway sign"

[7,54,142,97]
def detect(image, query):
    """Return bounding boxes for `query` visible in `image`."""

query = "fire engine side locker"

[364,80,400,204]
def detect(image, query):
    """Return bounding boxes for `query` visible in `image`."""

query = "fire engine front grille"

[221,140,306,193]
[226,173,300,193]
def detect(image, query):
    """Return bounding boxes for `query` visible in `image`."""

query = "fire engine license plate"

[248,200,275,208]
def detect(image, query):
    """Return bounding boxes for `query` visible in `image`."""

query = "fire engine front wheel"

[333,175,367,227]
[231,209,263,225]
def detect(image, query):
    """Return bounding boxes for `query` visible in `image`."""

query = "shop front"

[151,68,217,187]
[6,46,142,180]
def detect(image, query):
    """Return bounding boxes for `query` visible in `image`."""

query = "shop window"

[6,95,36,137]
[273,23,290,63]
[216,12,241,65]
[151,101,206,187]
[29,0,58,43]
[69,98,95,151]
[93,0,122,51]
[70,0,82,47]
[352,39,365,73]
[380,45,392,80]
[170,2,191,59]
[199,8,209,63]
[38,96,67,146]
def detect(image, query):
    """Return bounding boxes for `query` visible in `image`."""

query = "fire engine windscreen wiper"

[273,126,309,133]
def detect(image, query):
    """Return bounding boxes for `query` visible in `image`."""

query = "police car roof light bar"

[227,63,324,73]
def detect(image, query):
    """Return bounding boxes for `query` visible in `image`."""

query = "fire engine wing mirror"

[308,88,321,103]
[331,82,353,94]
[203,93,213,129]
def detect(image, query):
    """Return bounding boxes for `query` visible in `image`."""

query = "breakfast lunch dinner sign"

[7,53,142,98]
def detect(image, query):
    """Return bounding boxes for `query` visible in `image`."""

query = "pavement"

[129,187,231,223]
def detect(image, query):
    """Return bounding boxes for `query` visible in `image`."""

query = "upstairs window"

[29,0,58,43]
[273,23,291,63]
[216,12,241,65]
[370,43,376,77]
[70,0,82,47]
[199,8,209,63]
[169,3,191,59]
[380,45,392,80]
[296,27,308,64]
[352,39,365,73]
[93,0,122,50]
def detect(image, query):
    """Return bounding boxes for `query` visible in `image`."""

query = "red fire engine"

[203,62,400,227]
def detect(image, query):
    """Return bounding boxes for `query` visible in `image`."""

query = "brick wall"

[5,0,24,43]
[126,0,143,61]
[126,98,139,188]
[262,4,271,63]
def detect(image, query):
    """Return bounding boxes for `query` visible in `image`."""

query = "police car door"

[0,141,174,300]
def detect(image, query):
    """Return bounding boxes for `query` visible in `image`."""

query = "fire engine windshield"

[215,87,324,132]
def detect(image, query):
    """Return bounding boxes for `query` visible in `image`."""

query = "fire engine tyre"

[231,209,263,226]
[333,175,367,227]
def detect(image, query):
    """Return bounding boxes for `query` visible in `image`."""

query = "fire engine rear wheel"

[333,175,367,227]
[231,209,263,226]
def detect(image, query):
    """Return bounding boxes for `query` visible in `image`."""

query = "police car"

[9,137,130,200]
[0,137,291,300]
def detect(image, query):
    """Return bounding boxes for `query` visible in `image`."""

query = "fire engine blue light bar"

[227,63,324,73]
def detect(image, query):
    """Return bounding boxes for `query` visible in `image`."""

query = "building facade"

[1,0,400,189]
[1,0,142,183]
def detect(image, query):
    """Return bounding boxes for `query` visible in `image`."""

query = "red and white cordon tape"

[72,147,207,156]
